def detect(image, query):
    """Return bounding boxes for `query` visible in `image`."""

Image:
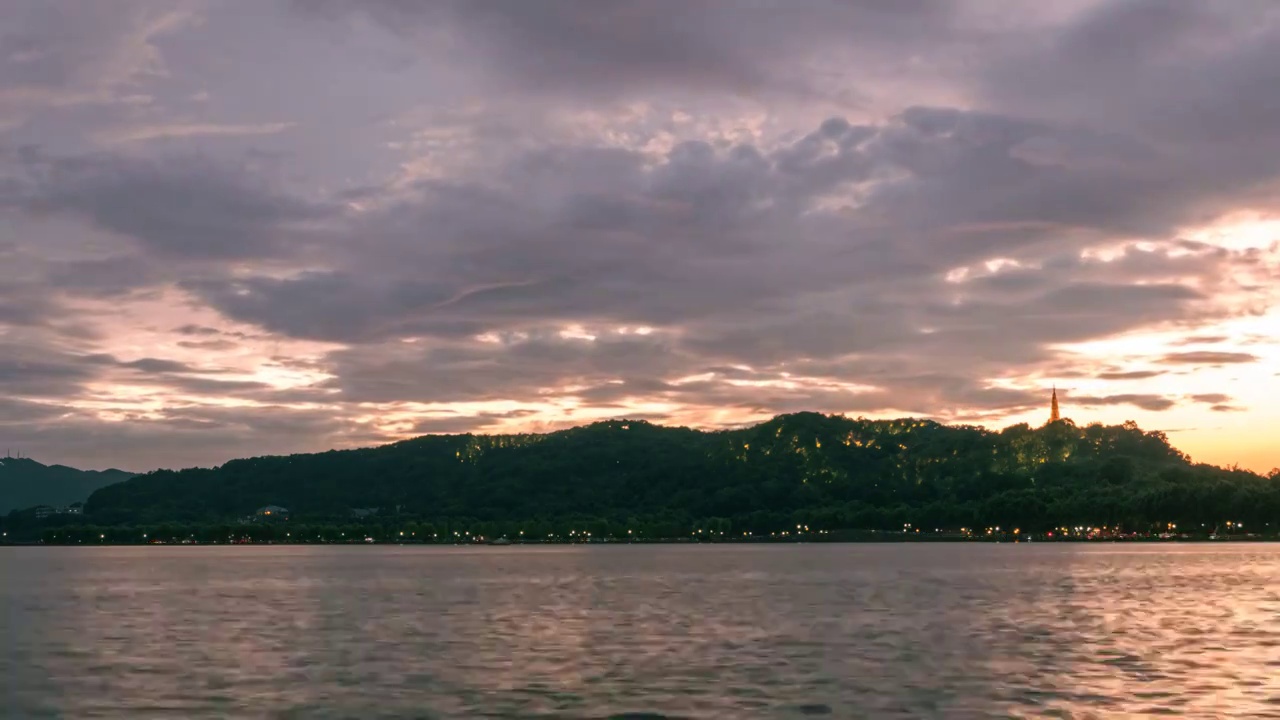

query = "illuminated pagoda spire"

[1049,386,1061,424]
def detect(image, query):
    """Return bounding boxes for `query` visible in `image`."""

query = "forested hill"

[83,413,1279,533]
[0,457,135,514]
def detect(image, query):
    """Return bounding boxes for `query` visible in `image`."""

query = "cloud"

[1172,335,1232,346]
[0,402,371,471]
[299,0,959,101]
[0,0,198,121]
[0,335,275,411]
[1064,393,1178,412]
[981,2,1280,132]
[9,150,329,261]
[41,255,166,299]
[1157,351,1260,365]
[94,121,297,144]
[1098,370,1164,381]
[174,325,223,336]
[115,357,206,374]
[136,375,275,395]
[2,0,1279,471]
[0,279,67,327]
[176,339,240,351]
[979,1,1280,224]
[134,106,1269,435]
[1189,393,1232,404]
[0,348,99,396]
[188,111,1230,347]
[155,106,1249,438]
[0,397,65,424]
[410,410,538,435]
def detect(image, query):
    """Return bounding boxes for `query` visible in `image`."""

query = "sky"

[1,0,1278,473]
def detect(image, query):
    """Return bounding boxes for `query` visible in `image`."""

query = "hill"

[79,413,1279,536]
[0,457,135,514]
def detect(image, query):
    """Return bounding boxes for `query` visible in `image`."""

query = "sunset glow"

[1,1,1277,474]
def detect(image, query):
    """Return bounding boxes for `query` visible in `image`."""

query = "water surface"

[2,544,1278,718]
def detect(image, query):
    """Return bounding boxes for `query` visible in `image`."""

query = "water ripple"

[1,544,1278,718]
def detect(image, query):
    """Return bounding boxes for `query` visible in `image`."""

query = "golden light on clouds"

[4,1,1279,475]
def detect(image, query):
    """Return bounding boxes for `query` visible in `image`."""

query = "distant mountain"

[0,457,135,514]
[84,413,1279,533]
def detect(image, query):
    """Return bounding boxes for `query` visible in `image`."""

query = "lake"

[1,544,1278,718]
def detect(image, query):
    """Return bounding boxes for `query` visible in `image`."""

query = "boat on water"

[489,537,512,546]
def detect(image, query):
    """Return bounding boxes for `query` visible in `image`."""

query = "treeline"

[30,517,735,545]
[13,413,1280,540]
[19,519,1276,546]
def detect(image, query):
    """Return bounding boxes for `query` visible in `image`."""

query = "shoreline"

[6,536,1279,548]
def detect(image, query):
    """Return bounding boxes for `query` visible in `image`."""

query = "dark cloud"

[42,255,162,298]
[76,353,237,377]
[163,105,1263,435]
[1157,352,1259,365]
[980,1,1280,223]
[0,280,65,327]
[188,110,1229,355]
[0,343,101,396]
[410,409,538,435]
[174,325,222,336]
[1189,393,1232,404]
[1172,335,1232,346]
[91,355,282,397]
[0,0,181,112]
[176,339,240,351]
[323,329,686,404]
[983,2,1280,135]
[137,376,274,396]
[1070,394,1177,412]
[116,357,207,374]
[300,0,956,100]
[0,397,66,424]
[1098,370,1164,381]
[0,340,274,414]
[10,151,327,261]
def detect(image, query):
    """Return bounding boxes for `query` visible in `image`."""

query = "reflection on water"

[1,544,1278,718]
